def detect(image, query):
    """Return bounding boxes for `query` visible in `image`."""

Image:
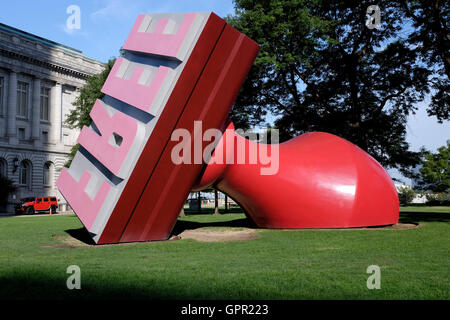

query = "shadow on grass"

[0,275,212,300]
[171,216,256,236]
[64,211,448,246]
[65,228,96,245]
[63,214,256,245]
[399,212,450,224]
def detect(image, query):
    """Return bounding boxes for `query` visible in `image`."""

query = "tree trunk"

[214,189,219,215]
[225,194,228,213]
[197,191,201,214]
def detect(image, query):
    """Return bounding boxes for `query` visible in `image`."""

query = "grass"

[400,206,450,213]
[0,206,448,300]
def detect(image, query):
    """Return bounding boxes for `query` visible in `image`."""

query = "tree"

[396,185,416,205]
[204,187,220,214]
[399,0,449,122]
[416,141,449,192]
[224,194,229,212]
[214,189,219,215]
[197,191,202,213]
[64,59,116,167]
[227,0,334,130]
[227,0,448,174]
[0,176,17,208]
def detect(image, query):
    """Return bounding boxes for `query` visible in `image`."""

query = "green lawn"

[0,207,448,300]
[400,206,450,213]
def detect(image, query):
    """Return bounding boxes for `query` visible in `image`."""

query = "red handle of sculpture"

[193,121,399,228]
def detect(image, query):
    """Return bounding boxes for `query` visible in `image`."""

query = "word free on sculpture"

[57,12,399,245]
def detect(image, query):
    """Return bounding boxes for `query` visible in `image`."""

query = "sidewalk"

[0,211,74,218]
[0,212,14,218]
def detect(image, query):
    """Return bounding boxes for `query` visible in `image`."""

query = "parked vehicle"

[15,197,58,215]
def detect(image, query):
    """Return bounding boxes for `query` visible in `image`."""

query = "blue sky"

[0,0,448,183]
[0,0,235,62]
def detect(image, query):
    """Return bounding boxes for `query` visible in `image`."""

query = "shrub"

[397,186,416,205]
[425,192,450,206]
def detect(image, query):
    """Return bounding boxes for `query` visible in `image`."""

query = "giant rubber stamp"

[57,12,260,243]
[57,12,399,244]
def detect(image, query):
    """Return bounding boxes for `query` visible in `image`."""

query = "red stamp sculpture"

[57,12,399,244]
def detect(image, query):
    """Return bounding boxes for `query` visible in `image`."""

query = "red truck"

[15,197,58,215]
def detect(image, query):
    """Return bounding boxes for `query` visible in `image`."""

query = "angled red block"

[120,25,259,242]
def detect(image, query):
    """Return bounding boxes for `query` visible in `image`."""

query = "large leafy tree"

[416,141,449,192]
[227,0,334,130]
[399,0,449,121]
[228,0,449,173]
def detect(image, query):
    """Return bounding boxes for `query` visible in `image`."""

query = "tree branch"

[376,86,408,115]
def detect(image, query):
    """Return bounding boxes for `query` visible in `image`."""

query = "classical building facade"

[0,23,105,212]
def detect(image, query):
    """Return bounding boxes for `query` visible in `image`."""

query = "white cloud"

[90,0,141,21]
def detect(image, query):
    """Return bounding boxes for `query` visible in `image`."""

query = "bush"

[397,186,416,205]
[425,192,450,206]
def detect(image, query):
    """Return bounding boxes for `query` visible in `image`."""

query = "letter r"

[77,99,139,177]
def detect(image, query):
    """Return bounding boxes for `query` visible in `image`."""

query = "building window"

[18,128,25,140]
[63,133,70,145]
[43,162,53,186]
[17,81,29,117]
[42,131,49,143]
[0,77,3,115]
[40,87,50,121]
[19,160,31,187]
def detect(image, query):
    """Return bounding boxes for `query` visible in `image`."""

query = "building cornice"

[0,25,105,86]
[0,47,92,79]
[0,142,71,157]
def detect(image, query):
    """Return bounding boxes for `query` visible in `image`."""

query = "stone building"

[0,23,105,213]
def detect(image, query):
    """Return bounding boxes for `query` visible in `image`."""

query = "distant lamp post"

[12,158,19,173]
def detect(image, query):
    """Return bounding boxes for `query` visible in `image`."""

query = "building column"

[7,70,17,144]
[51,82,62,144]
[32,77,41,146]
